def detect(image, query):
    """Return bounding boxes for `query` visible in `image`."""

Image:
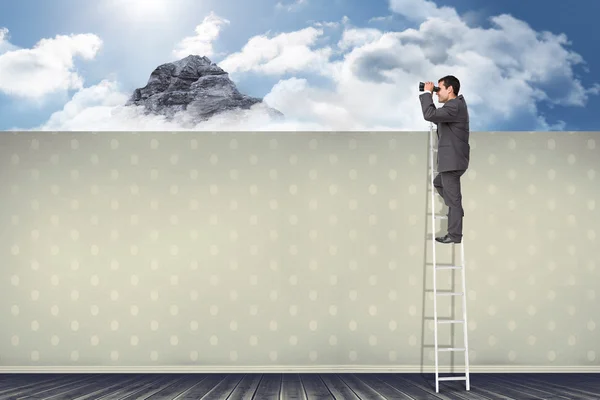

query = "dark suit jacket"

[419,93,470,172]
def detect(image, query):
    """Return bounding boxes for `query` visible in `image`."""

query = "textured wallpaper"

[0,131,598,372]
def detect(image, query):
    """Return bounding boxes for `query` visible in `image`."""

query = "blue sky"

[0,0,599,131]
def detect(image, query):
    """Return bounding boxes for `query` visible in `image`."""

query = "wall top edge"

[0,130,596,135]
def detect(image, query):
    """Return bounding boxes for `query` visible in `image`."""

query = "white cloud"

[36,80,130,130]
[389,0,459,23]
[0,28,19,54]
[260,37,435,131]
[368,16,394,23]
[312,16,350,29]
[337,28,384,50]
[218,27,333,76]
[536,115,566,131]
[173,12,230,59]
[276,0,308,12]
[33,79,329,131]
[0,28,102,99]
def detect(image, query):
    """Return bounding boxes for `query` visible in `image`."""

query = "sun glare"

[109,0,172,21]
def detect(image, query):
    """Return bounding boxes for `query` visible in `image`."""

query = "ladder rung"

[438,348,466,352]
[424,317,465,321]
[435,265,463,269]
[425,290,461,294]
[436,292,464,296]
[438,376,467,381]
[437,319,464,324]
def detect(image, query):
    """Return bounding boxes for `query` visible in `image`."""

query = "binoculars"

[419,82,440,92]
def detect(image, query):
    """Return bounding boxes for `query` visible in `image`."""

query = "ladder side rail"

[429,122,440,393]
[461,242,470,390]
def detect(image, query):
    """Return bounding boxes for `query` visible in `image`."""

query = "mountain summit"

[125,55,283,124]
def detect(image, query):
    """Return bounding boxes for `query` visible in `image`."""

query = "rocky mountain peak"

[125,55,283,124]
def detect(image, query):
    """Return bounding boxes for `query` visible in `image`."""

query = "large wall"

[0,131,598,372]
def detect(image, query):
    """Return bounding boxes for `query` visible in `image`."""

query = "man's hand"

[424,81,435,92]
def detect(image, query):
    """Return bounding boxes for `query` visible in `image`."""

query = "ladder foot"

[438,376,467,381]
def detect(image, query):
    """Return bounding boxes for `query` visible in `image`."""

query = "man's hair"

[438,75,460,95]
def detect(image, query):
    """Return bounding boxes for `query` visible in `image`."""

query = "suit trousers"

[433,170,466,240]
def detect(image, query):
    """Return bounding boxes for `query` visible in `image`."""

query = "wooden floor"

[0,373,598,399]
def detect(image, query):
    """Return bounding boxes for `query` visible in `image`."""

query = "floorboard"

[0,373,597,399]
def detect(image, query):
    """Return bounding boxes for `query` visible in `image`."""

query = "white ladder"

[428,121,471,393]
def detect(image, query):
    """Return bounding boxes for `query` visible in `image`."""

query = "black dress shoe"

[435,234,461,244]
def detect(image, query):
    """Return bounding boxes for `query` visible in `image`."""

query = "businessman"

[419,75,470,244]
